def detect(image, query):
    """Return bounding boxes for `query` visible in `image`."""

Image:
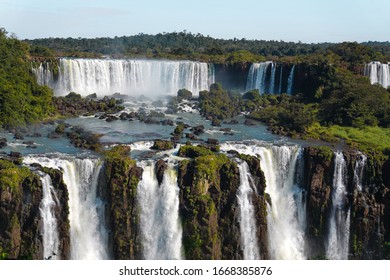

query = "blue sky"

[1,0,389,42]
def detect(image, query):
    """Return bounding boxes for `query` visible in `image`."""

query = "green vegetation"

[0,28,53,128]
[0,159,32,193]
[151,140,174,151]
[178,144,214,158]
[199,83,241,120]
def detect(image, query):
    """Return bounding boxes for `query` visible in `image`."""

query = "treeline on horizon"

[26,30,390,63]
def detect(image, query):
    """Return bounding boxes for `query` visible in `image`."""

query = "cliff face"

[0,160,43,259]
[177,146,269,260]
[102,145,143,259]
[303,147,334,258]
[214,63,250,92]
[303,147,390,259]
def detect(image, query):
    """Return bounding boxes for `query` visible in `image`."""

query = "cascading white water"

[32,62,54,87]
[137,161,183,260]
[23,156,109,260]
[220,143,306,259]
[364,62,390,88]
[33,58,214,97]
[237,162,260,260]
[246,62,272,93]
[326,151,350,260]
[353,153,367,192]
[39,173,60,260]
[269,63,277,94]
[287,65,295,95]
[278,65,283,94]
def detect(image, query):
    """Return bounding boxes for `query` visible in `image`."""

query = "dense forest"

[26,31,390,63]
[0,28,53,128]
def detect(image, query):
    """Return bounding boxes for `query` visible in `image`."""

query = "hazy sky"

[1,0,389,43]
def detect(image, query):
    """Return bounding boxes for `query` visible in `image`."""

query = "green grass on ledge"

[305,123,390,154]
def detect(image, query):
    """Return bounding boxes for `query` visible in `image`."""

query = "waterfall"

[287,65,295,95]
[246,62,272,93]
[353,154,367,192]
[32,62,54,87]
[137,161,183,260]
[278,65,283,94]
[237,161,260,260]
[326,151,350,260]
[260,146,306,259]
[220,143,306,259]
[39,173,60,260]
[23,156,109,260]
[33,58,214,97]
[364,62,390,88]
[268,63,277,94]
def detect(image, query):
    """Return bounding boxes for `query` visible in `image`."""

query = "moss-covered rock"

[178,153,242,259]
[102,145,142,259]
[303,146,334,258]
[0,159,43,259]
[178,144,214,158]
[151,140,174,151]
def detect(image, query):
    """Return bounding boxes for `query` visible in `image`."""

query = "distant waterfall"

[39,174,60,260]
[246,62,295,95]
[326,152,350,260]
[33,58,214,97]
[32,62,54,87]
[220,143,307,259]
[246,62,272,93]
[24,156,109,260]
[237,162,260,260]
[269,63,277,94]
[137,161,183,260]
[278,66,283,94]
[364,62,390,88]
[287,65,295,95]
[353,154,367,192]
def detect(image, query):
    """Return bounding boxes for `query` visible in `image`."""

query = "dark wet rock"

[228,119,239,124]
[211,119,221,127]
[143,118,160,125]
[9,151,21,158]
[119,112,129,120]
[161,119,175,126]
[55,123,66,134]
[22,141,34,145]
[106,115,119,122]
[244,119,256,126]
[207,138,219,145]
[191,125,205,135]
[14,132,24,140]
[151,139,174,151]
[0,138,7,148]
[155,159,167,185]
[86,93,97,99]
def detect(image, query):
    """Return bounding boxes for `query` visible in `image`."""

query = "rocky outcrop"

[178,152,241,259]
[345,152,388,259]
[303,146,334,258]
[102,145,142,259]
[0,159,43,259]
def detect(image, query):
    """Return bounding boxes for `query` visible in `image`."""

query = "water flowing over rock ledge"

[1,143,390,260]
